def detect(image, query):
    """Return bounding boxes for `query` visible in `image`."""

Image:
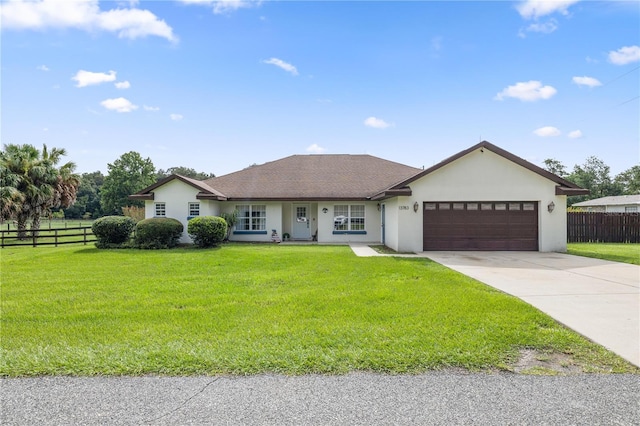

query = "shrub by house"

[135,218,183,249]
[187,216,227,248]
[92,216,136,248]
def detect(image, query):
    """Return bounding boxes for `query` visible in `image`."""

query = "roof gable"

[372,141,588,199]
[129,174,227,201]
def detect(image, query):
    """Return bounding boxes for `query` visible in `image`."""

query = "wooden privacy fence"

[0,226,96,248]
[567,212,640,243]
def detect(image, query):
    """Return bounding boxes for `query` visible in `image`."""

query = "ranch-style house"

[130,141,588,252]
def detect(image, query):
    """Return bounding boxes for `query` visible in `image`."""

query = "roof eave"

[226,196,372,202]
[370,188,413,201]
[128,194,154,201]
[196,193,227,201]
[556,187,590,196]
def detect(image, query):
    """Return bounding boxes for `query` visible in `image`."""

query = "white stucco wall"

[380,199,399,249]
[389,148,567,253]
[144,179,222,243]
[219,203,283,243]
[606,205,629,213]
[316,202,381,244]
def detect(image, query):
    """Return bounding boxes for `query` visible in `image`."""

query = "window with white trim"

[236,205,266,231]
[625,206,638,213]
[154,203,166,217]
[188,202,200,217]
[334,205,365,231]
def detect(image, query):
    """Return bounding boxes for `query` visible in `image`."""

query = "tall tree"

[567,156,622,204]
[63,171,105,219]
[0,144,79,238]
[156,166,215,180]
[100,152,156,215]
[542,159,568,177]
[614,165,640,195]
[0,160,24,222]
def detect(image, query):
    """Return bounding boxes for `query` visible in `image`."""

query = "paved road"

[422,251,640,367]
[2,372,639,425]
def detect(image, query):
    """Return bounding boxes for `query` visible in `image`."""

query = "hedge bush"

[187,216,227,248]
[92,216,136,248]
[135,218,184,249]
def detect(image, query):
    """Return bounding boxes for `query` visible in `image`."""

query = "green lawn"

[1,244,635,376]
[568,243,640,265]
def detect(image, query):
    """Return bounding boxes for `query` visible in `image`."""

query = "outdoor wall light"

[547,201,555,213]
[377,203,381,211]
[413,202,419,213]
[322,207,328,214]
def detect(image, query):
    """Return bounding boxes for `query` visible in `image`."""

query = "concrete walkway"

[349,245,640,367]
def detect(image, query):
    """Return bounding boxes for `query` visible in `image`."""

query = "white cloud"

[115,80,131,89]
[143,105,160,111]
[306,144,326,154]
[262,58,298,76]
[494,80,557,101]
[568,130,583,139]
[72,70,116,87]
[533,126,561,137]
[364,117,392,129]
[37,64,49,71]
[100,97,138,113]
[170,113,183,121]
[523,19,558,35]
[608,45,640,65]
[572,76,601,88]
[516,0,580,19]
[179,0,260,15]
[0,0,177,42]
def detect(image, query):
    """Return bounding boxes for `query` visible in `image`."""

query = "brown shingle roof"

[202,155,422,200]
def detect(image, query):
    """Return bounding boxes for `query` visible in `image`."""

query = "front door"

[292,204,311,239]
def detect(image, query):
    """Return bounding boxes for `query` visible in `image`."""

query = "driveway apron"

[422,252,640,367]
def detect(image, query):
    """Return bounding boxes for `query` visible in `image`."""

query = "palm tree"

[0,144,80,239]
[28,145,79,235]
[0,163,24,222]
[1,144,40,238]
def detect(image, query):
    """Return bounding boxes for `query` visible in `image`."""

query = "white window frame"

[235,204,266,231]
[625,206,638,213]
[154,202,166,217]
[334,204,365,231]
[188,202,200,217]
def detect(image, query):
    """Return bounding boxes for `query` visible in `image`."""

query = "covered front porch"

[227,201,382,245]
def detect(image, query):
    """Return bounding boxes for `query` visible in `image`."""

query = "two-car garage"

[373,141,589,253]
[423,201,538,251]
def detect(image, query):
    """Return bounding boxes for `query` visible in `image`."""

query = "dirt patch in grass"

[510,349,585,375]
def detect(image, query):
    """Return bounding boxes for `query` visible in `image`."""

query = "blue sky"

[2,0,638,177]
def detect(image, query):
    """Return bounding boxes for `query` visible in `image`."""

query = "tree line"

[1,145,215,232]
[3,144,637,234]
[542,157,639,205]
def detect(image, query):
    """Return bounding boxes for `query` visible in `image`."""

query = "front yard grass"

[567,243,640,265]
[1,245,635,376]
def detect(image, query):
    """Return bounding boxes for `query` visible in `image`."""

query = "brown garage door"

[423,202,538,251]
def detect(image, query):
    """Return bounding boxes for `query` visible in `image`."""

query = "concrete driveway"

[423,251,640,367]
